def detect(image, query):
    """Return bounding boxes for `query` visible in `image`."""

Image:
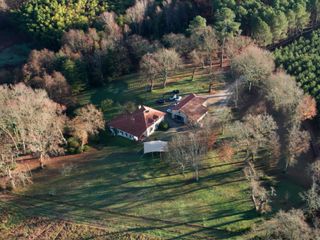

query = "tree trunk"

[8,169,16,190]
[220,38,225,68]
[163,71,168,88]
[191,67,196,81]
[149,77,154,91]
[39,153,45,169]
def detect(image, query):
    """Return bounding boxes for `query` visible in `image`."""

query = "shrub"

[101,98,114,112]
[158,121,169,131]
[67,137,82,154]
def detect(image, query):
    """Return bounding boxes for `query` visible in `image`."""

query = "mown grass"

[13,143,257,239]
[77,66,225,120]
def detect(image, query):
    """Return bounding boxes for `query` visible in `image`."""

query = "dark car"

[172,90,180,94]
[156,98,165,104]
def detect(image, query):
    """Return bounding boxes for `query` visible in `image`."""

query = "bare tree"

[152,48,182,88]
[228,114,280,162]
[190,25,219,72]
[254,209,313,240]
[70,104,105,149]
[167,131,209,181]
[265,71,304,118]
[125,0,153,34]
[244,161,271,213]
[98,11,123,42]
[0,83,67,168]
[296,95,317,122]
[286,126,311,170]
[140,53,160,91]
[231,45,275,91]
[188,50,204,81]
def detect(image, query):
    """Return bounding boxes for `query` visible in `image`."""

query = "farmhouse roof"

[172,94,208,122]
[108,106,165,138]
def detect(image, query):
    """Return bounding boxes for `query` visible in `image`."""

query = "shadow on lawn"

[18,150,254,239]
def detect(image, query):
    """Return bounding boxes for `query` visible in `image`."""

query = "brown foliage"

[218,143,234,162]
[297,95,317,122]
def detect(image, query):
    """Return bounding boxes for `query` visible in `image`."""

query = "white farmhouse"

[108,106,165,141]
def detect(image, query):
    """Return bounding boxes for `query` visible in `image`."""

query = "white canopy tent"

[143,141,168,154]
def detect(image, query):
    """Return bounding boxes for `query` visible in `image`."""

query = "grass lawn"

[77,66,226,120]
[1,136,304,239]
[3,137,255,239]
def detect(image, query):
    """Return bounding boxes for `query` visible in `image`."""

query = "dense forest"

[275,30,320,105]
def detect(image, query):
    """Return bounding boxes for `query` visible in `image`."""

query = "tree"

[231,46,275,91]
[244,161,271,213]
[265,71,304,117]
[310,0,320,27]
[167,131,209,181]
[189,50,205,81]
[255,209,313,240]
[162,33,191,56]
[252,17,273,46]
[296,95,317,122]
[140,53,160,91]
[190,25,219,71]
[152,48,182,88]
[0,83,67,168]
[228,114,280,161]
[70,104,105,149]
[269,11,288,42]
[286,126,311,170]
[0,136,32,189]
[214,7,240,67]
[187,15,207,34]
[15,0,108,45]
[126,35,160,66]
[125,0,153,34]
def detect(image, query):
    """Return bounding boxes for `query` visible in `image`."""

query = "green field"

[0,67,306,239]
[1,138,305,239]
[78,66,225,120]
[8,140,256,239]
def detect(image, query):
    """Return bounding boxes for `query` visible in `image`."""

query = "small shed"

[143,141,168,154]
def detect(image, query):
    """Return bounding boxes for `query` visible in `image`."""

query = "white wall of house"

[145,116,165,137]
[109,115,164,141]
[109,127,139,141]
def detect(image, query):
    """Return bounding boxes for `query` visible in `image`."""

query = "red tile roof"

[108,106,165,139]
[172,94,208,122]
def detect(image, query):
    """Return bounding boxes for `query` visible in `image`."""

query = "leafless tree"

[228,114,280,162]
[231,45,275,91]
[0,83,67,168]
[188,50,204,81]
[125,0,154,34]
[286,126,311,170]
[152,48,182,88]
[98,11,123,42]
[140,53,160,91]
[70,104,105,149]
[190,25,219,72]
[244,161,271,213]
[167,131,209,181]
[254,209,314,240]
[265,71,304,118]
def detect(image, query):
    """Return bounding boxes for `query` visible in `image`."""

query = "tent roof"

[144,141,168,154]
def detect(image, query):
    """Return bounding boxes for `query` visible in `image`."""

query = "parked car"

[168,94,181,102]
[156,98,165,104]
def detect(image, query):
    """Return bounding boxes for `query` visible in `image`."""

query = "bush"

[66,137,82,154]
[158,121,169,131]
[101,98,114,112]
